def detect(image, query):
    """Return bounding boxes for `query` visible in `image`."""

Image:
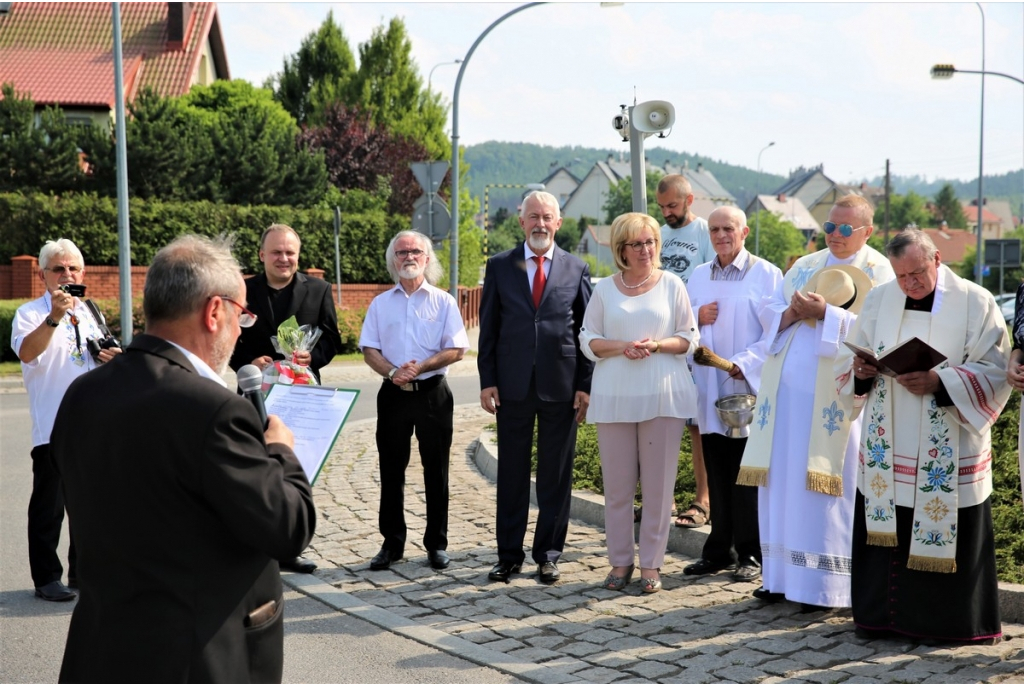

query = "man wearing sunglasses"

[360,231,469,572]
[11,239,122,603]
[739,195,894,611]
[229,223,342,574]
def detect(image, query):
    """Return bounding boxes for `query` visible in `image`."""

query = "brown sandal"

[674,502,710,528]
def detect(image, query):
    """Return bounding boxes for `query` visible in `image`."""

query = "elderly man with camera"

[11,239,121,602]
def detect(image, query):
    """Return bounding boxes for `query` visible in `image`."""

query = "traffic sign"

[412,194,451,242]
[410,161,450,195]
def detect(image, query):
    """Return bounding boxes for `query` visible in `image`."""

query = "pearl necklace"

[619,269,655,290]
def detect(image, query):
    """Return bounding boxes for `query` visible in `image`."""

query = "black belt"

[384,374,445,392]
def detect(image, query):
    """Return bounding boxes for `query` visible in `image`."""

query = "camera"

[59,284,86,297]
[87,335,121,360]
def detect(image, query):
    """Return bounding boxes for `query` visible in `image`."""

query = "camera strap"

[83,299,113,338]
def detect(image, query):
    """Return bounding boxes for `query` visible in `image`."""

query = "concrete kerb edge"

[283,572,583,684]
[472,428,1024,624]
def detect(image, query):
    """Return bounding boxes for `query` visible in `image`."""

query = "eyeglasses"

[823,221,870,237]
[395,249,425,259]
[625,239,657,252]
[48,265,82,274]
[212,296,257,328]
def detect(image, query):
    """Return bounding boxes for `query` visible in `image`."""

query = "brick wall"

[1,256,482,325]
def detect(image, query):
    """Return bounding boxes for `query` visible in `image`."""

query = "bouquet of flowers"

[261,316,323,388]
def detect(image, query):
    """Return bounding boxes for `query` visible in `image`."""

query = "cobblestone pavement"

[290,404,1024,684]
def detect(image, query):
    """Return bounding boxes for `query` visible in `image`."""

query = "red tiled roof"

[0,2,223,108]
[962,205,1002,224]
[921,228,975,264]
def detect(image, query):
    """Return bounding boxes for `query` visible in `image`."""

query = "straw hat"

[800,264,873,326]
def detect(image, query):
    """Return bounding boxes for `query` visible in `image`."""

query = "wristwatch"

[387,367,398,379]
[44,317,59,328]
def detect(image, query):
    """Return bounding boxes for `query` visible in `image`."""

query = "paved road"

[0,365,513,684]
[4,358,1024,683]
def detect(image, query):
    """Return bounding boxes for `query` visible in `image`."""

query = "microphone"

[236,364,269,430]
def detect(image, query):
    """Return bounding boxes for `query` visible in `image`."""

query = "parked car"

[1001,298,1016,325]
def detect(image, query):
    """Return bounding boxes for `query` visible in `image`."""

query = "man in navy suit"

[478,191,594,584]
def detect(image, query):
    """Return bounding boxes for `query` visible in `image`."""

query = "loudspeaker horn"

[632,100,675,138]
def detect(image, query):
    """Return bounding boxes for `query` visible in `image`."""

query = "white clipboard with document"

[264,384,359,484]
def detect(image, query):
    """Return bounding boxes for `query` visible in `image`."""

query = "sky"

[216,2,1024,185]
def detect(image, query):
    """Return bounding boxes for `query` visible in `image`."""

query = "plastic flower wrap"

[262,315,323,389]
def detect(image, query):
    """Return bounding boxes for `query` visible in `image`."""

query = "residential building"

[963,203,1005,239]
[0,2,229,126]
[746,193,820,242]
[560,156,736,224]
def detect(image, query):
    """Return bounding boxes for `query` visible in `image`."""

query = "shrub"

[0,192,398,284]
[0,299,30,361]
[336,307,367,355]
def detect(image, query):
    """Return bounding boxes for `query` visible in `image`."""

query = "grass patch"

[0,361,22,377]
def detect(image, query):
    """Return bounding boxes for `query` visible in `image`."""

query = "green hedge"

[0,299,29,361]
[0,192,405,283]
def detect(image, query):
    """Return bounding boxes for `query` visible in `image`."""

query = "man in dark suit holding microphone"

[478,190,594,584]
[52,235,315,683]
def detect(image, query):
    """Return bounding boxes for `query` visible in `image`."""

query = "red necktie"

[532,256,546,308]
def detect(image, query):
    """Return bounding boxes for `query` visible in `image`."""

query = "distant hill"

[861,170,1022,219]
[463,141,1023,220]
[463,141,787,213]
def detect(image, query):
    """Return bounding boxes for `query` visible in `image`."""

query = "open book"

[844,337,947,377]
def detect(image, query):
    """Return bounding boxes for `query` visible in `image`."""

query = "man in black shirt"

[230,223,341,573]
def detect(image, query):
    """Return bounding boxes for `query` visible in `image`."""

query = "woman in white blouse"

[579,212,699,593]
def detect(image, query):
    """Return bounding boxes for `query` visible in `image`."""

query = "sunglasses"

[823,221,869,238]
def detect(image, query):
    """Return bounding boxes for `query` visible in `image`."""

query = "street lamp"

[428,59,462,92]
[932,50,1024,284]
[483,183,545,258]
[448,2,547,298]
[754,141,775,257]
[931,63,1024,85]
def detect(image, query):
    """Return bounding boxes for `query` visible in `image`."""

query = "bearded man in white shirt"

[360,230,470,572]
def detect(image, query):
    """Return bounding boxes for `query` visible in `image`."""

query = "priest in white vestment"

[738,195,895,609]
[684,207,782,582]
[836,229,1009,644]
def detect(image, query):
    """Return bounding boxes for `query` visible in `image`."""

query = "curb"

[472,428,1024,624]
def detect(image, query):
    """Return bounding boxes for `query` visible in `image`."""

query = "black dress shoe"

[538,561,560,584]
[752,586,785,603]
[369,548,403,571]
[683,558,738,576]
[487,561,521,583]
[427,550,450,570]
[280,556,317,573]
[35,581,76,602]
[732,559,762,582]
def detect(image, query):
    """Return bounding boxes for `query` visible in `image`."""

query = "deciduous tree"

[299,102,429,215]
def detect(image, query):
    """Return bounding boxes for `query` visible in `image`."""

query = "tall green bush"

[0,192,399,283]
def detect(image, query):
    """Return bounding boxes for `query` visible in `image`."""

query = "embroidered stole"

[739,250,848,493]
[861,280,965,573]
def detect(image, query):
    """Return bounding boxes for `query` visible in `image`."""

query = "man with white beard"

[359,230,470,571]
[478,191,594,584]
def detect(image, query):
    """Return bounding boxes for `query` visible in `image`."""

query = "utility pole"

[883,159,891,244]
